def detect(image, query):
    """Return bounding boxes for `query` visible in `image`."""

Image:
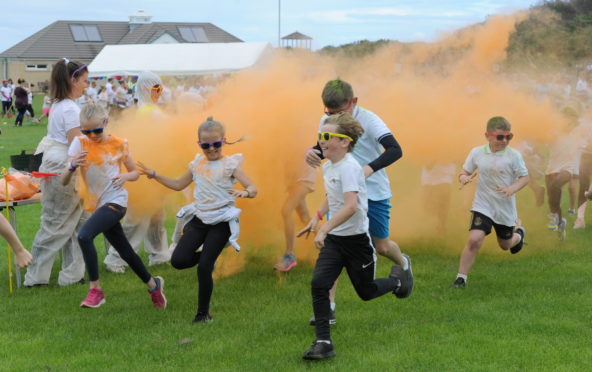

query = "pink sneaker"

[80,288,106,308]
[149,276,167,308]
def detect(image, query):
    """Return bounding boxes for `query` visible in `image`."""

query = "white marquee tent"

[88,42,272,77]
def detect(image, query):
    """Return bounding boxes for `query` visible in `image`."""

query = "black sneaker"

[390,254,413,298]
[302,341,336,360]
[193,312,213,324]
[452,277,466,288]
[510,227,525,254]
[309,310,336,326]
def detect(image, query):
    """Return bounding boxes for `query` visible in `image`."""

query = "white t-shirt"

[421,163,456,185]
[68,135,130,210]
[320,105,393,201]
[0,86,11,101]
[190,154,242,211]
[463,145,528,226]
[47,99,80,145]
[323,153,369,236]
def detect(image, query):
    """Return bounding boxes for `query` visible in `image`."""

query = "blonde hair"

[198,116,246,144]
[80,101,108,123]
[324,112,364,152]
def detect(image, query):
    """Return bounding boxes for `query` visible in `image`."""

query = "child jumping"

[62,101,167,308]
[137,117,257,323]
[453,116,529,288]
[298,113,406,360]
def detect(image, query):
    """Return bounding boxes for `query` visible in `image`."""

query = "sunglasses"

[487,132,514,141]
[198,139,224,150]
[152,85,163,94]
[81,120,107,136]
[318,132,353,142]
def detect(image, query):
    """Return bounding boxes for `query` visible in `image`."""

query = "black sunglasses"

[487,132,513,141]
[198,140,224,150]
[81,127,104,135]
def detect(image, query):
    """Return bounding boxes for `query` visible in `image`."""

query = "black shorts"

[469,211,514,240]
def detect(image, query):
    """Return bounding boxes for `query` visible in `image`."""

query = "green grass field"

[0,96,591,371]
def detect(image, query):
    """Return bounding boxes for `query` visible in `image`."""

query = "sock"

[456,273,467,281]
[330,302,336,311]
[316,340,332,344]
[578,203,587,219]
[401,255,409,271]
[148,278,159,292]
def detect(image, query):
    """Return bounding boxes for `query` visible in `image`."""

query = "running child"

[453,116,529,288]
[137,117,257,323]
[62,101,167,308]
[298,113,406,360]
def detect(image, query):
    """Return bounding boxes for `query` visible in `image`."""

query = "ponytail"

[50,58,88,101]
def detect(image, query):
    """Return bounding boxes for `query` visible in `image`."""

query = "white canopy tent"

[88,42,272,77]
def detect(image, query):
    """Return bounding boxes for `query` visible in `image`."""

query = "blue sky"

[1,0,540,51]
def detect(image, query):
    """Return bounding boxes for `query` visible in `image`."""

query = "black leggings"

[171,216,230,313]
[15,107,26,126]
[78,203,152,283]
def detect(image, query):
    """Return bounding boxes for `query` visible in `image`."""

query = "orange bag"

[0,172,40,201]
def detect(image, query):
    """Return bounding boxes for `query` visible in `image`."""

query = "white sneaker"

[574,218,585,229]
[106,264,125,274]
[558,218,567,241]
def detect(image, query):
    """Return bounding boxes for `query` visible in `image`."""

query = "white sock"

[316,340,332,344]
[330,302,336,311]
[456,273,467,281]
[402,255,409,271]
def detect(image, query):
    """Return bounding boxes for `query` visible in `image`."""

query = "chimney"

[129,10,152,31]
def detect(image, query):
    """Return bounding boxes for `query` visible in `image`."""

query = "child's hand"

[229,189,249,198]
[496,185,515,197]
[112,173,131,188]
[14,248,32,269]
[71,151,88,168]
[313,228,327,249]
[297,217,320,239]
[136,161,154,177]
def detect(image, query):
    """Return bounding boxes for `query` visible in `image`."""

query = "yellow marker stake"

[2,168,13,293]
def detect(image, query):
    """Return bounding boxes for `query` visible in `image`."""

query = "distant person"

[37,92,52,122]
[453,117,528,288]
[13,79,28,127]
[1,80,12,118]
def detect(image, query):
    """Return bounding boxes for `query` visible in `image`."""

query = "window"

[25,64,48,71]
[178,26,208,42]
[69,24,103,42]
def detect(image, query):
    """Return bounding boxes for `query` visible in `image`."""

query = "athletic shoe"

[302,341,336,360]
[558,217,567,241]
[273,253,297,272]
[149,276,167,308]
[390,255,413,298]
[451,277,466,288]
[573,218,585,229]
[80,288,106,308]
[106,264,125,274]
[547,214,559,231]
[568,209,576,217]
[309,310,336,326]
[193,312,213,324]
[510,226,526,254]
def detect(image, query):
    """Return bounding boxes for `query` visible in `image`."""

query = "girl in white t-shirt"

[62,102,167,309]
[298,113,404,361]
[137,117,257,324]
[454,117,529,289]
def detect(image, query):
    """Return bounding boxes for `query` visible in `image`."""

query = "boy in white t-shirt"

[298,113,406,360]
[453,117,529,288]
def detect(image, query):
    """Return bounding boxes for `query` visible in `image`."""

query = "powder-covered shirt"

[68,135,130,211]
[320,105,393,201]
[47,99,80,145]
[323,153,369,236]
[190,153,243,211]
[463,144,528,226]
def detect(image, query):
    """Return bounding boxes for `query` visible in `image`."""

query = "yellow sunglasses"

[318,132,353,142]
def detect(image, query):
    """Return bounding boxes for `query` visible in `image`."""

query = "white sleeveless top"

[190,153,243,211]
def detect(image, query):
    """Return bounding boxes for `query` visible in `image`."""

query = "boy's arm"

[137,161,193,191]
[497,175,529,197]
[364,134,403,178]
[313,192,358,249]
[61,151,86,185]
[297,199,329,239]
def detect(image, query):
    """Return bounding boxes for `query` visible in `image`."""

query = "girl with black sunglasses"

[137,116,257,324]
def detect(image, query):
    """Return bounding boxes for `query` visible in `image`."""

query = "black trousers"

[171,216,230,313]
[311,233,398,341]
[15,107,26,126]
[26,104,34,117]
[78,203,152,283]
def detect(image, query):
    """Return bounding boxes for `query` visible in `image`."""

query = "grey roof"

[281,31,312,40]
[0,20,242,59]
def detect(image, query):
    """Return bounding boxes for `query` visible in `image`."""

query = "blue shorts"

[368,199,391,239]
